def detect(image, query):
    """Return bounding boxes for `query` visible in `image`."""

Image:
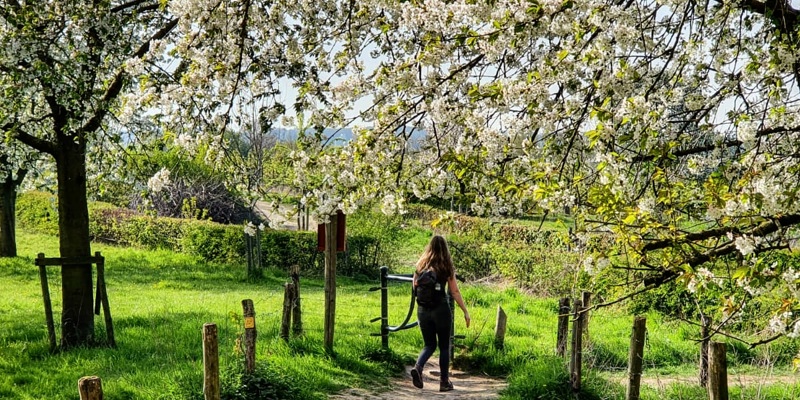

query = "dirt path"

[255,201,316,231]
[329,359,507,399]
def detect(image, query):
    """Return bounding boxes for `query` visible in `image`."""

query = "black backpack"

[415,269,443,308]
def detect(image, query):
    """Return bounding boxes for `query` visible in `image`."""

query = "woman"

[410,235,470,392]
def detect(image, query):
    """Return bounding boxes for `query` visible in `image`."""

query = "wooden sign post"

[320,211,345,353]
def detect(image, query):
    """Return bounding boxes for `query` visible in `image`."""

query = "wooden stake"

[626,316,647,400]
[494,306,507,350]
[708,342,728,400]
[37,253,56,352]
[78,376,103,400]
[570,299,584,392]
[581,291,592,339]
[323,215,338,353]
[699,315,710,387]
[281,283,294,341]
[556,297,570,357]
[203,323,220,400]
[96,252,115,347]
[242,299,257,374]
[291,265,303,335]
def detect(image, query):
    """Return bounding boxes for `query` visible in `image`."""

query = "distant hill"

[272,127,426,146]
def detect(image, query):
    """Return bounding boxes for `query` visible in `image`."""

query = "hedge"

[16,191,385,278]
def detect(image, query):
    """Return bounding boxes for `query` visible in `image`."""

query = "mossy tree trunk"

[0,167,26,257]
[55,140,94,347]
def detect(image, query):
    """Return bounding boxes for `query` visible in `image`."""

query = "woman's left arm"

[448,274,470,328]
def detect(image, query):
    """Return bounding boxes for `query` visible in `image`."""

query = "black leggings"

[415,300,452,382]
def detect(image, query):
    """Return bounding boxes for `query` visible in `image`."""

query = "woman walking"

[410,235,470,392]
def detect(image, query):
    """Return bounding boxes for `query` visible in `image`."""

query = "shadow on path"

[329,359,507,399]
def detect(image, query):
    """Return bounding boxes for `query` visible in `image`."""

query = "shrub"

[181,221,245,263]
[447,236,495,280]
[17,191,394,278]
[486,243,579,297]
[16,191,58,236]
[259,229,320,272]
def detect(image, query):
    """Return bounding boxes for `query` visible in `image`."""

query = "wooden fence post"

[626,316,647,400]
[323,215,338,353]
[700,315,711,387]
[203,323,220,400]
[242,299,257,374]
[494,306,507,350]
[556,297,570,357]
[708,342,728,400]
[37,253,57,352]
[581,291,592,340]
[281,283,295,341]
[95,252,115,347]
[379,266,389,349]
[291,265,303,335]
[570,299,584,392]
[78,376,103,400]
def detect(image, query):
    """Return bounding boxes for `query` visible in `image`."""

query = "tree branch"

[110,0,156,13]
[741,0,799,35]
[631,125,800,162]
[2,123,55,155]
[642,214,800,252]
[13,168,27,186]
[79,17,179,136]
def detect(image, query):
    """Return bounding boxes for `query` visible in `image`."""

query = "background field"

[2,230,800,399]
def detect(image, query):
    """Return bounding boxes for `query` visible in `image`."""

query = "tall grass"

[2,230,799,399]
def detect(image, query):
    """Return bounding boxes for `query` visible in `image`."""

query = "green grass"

[394,225,434,267]
[2,230,799,399]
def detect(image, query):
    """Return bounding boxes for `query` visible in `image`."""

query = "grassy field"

[2,230,799,399]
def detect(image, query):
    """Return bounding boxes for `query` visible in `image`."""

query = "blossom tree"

[284,0,800,338]
[0,0,303,347]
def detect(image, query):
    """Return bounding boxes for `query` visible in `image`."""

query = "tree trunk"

[56,142,94,347]
[0,172,21,257]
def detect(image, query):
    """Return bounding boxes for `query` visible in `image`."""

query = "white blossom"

[734,235,757,256]
[147,168,171,193]
[244,222,257,237]
[768,312,792,334]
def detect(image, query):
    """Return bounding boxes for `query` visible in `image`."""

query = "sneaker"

[440,380,454,392]
[411,367,423,389]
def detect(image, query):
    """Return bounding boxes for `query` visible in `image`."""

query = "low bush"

[447,236,495,280]
[486,243,579,297]
[16,191,58,236]
[447,237,580,296]
[181,220,246,263]
[17,191,394,278]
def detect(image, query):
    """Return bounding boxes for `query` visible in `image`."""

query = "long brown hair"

[416,235,454,281]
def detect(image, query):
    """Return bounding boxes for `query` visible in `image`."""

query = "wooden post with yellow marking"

[242,299,257,374]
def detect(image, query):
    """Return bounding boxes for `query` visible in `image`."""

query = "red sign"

[317,210,346,252]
